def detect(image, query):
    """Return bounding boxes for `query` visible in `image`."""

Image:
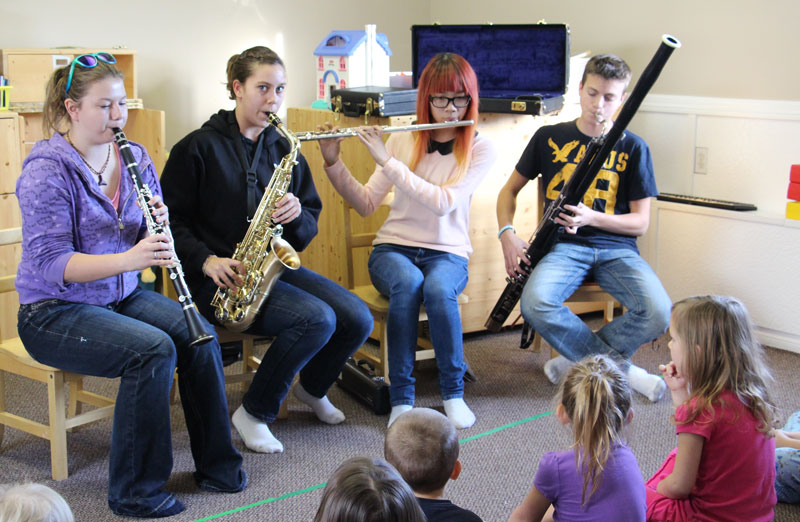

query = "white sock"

[627,364,667,403]
[443,398,476,429]
[387,405,413,428]
[543,355,573,384]
[293,384,345,425]
[231,405,284,453]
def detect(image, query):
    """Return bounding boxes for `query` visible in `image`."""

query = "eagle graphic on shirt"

[546,137,629,214]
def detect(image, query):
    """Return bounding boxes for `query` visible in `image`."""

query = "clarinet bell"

[184,306,215,347]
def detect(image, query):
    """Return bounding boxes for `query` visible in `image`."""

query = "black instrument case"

[329,86,417,119]
[336,358,391,415]
[411,23,570,116]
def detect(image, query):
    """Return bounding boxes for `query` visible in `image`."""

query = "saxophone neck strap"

[230,117,267,220]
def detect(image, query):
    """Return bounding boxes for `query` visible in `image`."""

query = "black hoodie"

[161,109,321,294]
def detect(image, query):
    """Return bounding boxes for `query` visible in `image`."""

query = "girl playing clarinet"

[15,53,245,518]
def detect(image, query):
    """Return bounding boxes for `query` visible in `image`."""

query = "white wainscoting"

[633,95,800,353]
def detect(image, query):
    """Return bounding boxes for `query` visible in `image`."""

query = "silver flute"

[295,119,475,141]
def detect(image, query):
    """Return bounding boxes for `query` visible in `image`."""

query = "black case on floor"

[411,24,570,116]
[330,86,417,118]
[336,358,390,415]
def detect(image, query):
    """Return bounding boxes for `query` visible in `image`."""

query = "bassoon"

[485,35,681,335]
[113,128,215,347]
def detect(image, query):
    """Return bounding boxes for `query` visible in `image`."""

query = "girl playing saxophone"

[160,46,372,454]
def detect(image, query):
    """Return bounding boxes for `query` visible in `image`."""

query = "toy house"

[314,30,392,104]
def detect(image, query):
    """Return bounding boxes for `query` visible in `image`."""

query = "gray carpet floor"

[2,318,799,521]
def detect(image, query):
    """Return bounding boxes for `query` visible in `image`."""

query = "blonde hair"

[559,354,632,506]
[225,46,285,100]
[0,483,74,522]
[42,59,123,138]
[384,407,458,494]
[670,295,777,434]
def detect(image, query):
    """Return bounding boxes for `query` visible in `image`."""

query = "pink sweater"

[324,132,496,259]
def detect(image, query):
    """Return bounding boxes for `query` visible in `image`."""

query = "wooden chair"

[528,178,619,356]
[0,227,115,480]
[342,201,469,381]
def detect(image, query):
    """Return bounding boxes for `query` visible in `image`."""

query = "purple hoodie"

[15,132,158,306]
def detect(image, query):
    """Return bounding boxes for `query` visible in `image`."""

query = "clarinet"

[112,128,215,347]
[485,34,682,335]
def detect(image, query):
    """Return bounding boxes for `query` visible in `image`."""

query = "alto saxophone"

[211,113,302,331]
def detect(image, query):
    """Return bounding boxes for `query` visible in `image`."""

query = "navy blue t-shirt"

[417,497,483,522]
[515,120,657,251]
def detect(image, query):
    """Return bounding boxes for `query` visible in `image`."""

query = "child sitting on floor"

[774,409,800,504]
[384,408,483,521]
[313,456,426,522]
[646,295,778,521]
[509,354,645,522]
[0,483,74,522]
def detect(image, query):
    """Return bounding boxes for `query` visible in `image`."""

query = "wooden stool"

[0,337,115,480]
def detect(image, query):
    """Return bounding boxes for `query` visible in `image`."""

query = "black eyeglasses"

[429,95,471,109]
[65,52,117,94]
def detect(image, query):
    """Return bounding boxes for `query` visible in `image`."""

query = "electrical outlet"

[694,147,708,174]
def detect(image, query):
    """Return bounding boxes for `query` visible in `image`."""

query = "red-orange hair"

[410,53,479,176]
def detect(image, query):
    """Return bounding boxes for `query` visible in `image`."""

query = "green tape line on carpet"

[192,483,326,521]
[192,410,553,521]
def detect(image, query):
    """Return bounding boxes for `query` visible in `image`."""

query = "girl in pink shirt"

[319,53,496,429]
[646,295,778,521]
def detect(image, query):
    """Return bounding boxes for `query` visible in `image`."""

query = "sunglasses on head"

[65,52,117,95]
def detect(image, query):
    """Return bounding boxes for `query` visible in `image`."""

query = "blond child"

[509,355,646,522]
[646,295,778,521]
[384,408,482,521]
[0,483,74,522]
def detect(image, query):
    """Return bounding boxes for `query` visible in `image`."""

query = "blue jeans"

[520,242,671,364]
[368,244,469,406]
[776,411,800,504]
[197,266,372,422]
[17,288,245,517]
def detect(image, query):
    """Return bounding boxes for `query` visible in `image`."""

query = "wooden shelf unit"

[0,48,136,103]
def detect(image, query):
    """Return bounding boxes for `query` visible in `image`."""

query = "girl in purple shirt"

[509,355,646,521]
[15,54,245,518]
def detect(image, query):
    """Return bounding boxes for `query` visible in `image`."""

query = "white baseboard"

[755,328,800,355]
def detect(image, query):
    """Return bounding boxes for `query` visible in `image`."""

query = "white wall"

[630,96,800,216]
[4,1,797,143]
[0,0,430,147]
[631,96,800,352]
[430,0,800,102]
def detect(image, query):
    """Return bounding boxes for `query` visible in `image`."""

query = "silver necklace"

[66,134,111,186]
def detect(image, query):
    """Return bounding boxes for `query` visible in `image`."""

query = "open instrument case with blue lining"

[412,23,570,116]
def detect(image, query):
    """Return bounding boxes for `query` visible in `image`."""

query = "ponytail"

[559,355,632,505]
